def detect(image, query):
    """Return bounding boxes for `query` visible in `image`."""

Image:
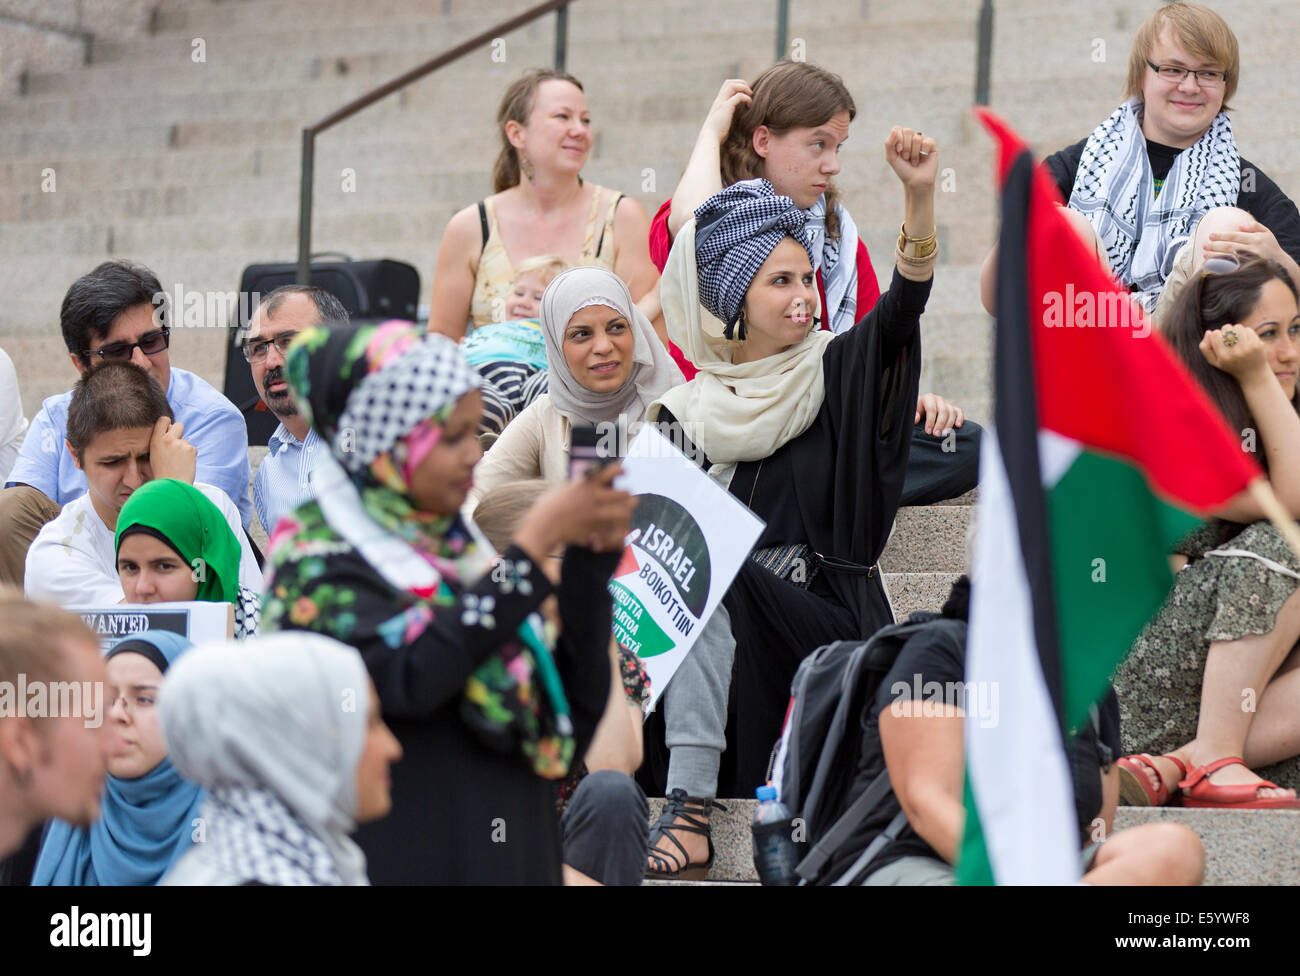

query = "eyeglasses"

[1146,60,1225,87]
[88,327,170,362]
[241,331,299,364]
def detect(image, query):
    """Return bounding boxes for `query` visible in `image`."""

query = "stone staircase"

[6,0,1300,885]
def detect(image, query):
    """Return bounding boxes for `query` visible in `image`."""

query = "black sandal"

[646,789,727,880]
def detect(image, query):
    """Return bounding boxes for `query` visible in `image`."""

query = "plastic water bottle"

[752,785,799,886]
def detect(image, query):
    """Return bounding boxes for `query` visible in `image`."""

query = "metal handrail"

[295,0,991,284]
[975,0,993,105]
[296,0,575,283]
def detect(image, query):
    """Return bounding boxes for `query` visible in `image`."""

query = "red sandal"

[1117,753,1187,806]
[1178,757,1300,810]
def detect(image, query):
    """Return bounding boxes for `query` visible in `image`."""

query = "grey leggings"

[662,602,735,799]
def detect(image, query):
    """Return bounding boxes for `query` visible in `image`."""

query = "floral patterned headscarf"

[287,320,480,494]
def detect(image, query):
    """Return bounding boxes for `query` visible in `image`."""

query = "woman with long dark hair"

[1114,255,1300,809]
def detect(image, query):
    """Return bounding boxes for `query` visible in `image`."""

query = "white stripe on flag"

[965,427,1080,884]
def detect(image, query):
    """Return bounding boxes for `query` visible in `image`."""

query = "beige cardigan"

[467,393,571,514]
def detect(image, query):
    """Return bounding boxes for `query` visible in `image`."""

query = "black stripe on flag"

[994,148,1065,728]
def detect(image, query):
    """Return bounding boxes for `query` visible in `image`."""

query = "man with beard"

[243,286,349,537]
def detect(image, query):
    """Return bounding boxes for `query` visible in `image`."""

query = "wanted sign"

[68,601,234,653]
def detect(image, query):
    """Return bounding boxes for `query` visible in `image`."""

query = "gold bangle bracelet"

[896,246,938,267]
[899,221,937,244]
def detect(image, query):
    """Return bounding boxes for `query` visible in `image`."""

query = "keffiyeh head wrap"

[650,183,834,468]
[160,634,372,885]
[32,631,204,887]
[694,179,816,339]
[286,320,481,493]
[538,266,683,427]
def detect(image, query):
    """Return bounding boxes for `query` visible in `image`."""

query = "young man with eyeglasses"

[0,261,252,587]
[242,285,349,537]
[980,3,1300,321]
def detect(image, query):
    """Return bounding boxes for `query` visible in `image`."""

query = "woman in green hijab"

[114,479,261,638]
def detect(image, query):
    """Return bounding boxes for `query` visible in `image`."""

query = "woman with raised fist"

[638,126,939,878]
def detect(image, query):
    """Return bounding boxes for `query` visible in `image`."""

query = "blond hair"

[1126,2,1239,111]
[514,254,571,289]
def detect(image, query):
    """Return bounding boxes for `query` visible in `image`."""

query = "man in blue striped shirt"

[244,286,349,537]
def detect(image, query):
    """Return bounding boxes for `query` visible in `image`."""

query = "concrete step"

[881,504,972,573]
[647,797,1300,885]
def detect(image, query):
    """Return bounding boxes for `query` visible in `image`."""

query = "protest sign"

[68,602,234,653]
[611,426,765,713]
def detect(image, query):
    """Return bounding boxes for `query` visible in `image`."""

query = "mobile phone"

[569,424,619,481]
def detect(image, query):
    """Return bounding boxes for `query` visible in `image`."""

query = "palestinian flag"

[958,110,1262,884]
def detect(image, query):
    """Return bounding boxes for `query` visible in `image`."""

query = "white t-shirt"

[24,482,262,608]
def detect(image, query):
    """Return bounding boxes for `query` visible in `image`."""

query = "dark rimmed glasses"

[241,331,299,364]
[88,327,170,362]
[1146,60,1226,87]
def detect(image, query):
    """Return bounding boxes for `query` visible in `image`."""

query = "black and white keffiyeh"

[198,786,348,886]
[234,583,261,639]
[694,179,816,339]
[1068,97,1239,311]
[160,634,371,887]
[333,332,481,473]
[803,194,860,334]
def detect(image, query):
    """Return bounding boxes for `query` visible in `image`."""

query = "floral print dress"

[1112,519,1300,789]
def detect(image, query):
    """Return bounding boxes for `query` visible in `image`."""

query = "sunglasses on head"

[88,327,170,362]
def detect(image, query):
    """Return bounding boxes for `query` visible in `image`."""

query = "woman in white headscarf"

[159,634,402,886]
[468,266,684,510]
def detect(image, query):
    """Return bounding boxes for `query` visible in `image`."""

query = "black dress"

[645,268,928,795]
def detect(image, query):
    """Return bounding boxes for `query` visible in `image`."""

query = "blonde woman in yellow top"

[428,69,661,340]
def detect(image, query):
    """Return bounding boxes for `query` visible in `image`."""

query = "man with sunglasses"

[0,261,252,587]
[242,285,349,537]
[980,3,1300,320]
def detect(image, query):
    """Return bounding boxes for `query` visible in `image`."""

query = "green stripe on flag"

[957,773,992,886]
[1046,450,1203,727]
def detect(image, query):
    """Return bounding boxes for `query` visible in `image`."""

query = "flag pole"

[1247,477,1300,563]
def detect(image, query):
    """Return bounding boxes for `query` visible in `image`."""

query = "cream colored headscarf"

[539,266,684,427]
[648,217,834,466]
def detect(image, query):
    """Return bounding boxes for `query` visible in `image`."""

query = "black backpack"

[772,612,967,886]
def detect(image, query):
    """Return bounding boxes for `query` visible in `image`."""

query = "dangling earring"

[519,152,535,182]
[736,308,748,342]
